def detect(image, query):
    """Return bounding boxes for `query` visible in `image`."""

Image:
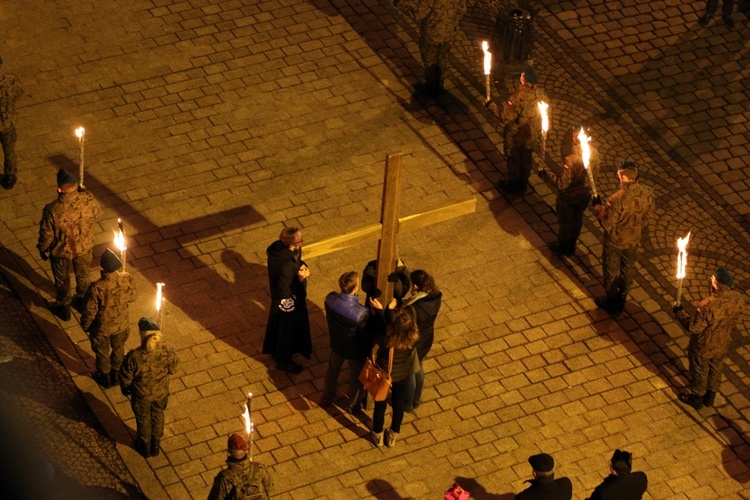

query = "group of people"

[261,227,444,447]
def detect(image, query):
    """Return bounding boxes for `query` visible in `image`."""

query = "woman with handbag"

[401,270,442,412]
[371,311,420,447]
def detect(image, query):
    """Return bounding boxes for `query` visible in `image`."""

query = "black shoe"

[703,390,717,408]
[150,439,161,457]
[699,14,711,26]
[347,403,364,415]
[0,174,17,190]
[548,242,574,256]
[723,16,735,28]
[134,439,151,458]
[319,397,332,408]
[93,371,111,388]
[70,295,85,314]
[109,371,120,388]
[414,82,441,98]
[50,304,71,321]
[275,362,303,374]
[678,391,704,410]
[595,296,621,314]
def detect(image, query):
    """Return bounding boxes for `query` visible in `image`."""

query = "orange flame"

[75,127,85,138]
[156,283,165,311]
[538,101,549,134]
[481,41,492,76]
[577,127,592,169]
[242,393,254,436]
[676,232,691,279]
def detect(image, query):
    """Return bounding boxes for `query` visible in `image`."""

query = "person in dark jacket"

[371,311,419,448]
[120,317,180,458]
[81,249,137,388]
[361,257,411,306]
[516,453,572,500]
[321,271,377,414]
[401,269,442,412]
[585,449,647,500]
[207,433,272,500]
[262,227,312,374]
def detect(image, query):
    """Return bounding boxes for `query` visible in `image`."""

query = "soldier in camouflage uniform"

[593,161,655,314]
[397,0,467,96]
[539,131,598,256]
[0,55,24,190]
[120,317,180,458]
[37,168,101,321]
[673,267,745,409]
[81,249,137,389]
[208,433,273,500]
[487,66,548,194]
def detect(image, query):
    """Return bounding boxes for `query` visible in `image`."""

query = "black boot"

[134,439,151,458]
[93,371,111,388]
[109,371,120,389]
[703,390,717,408]
[150,438,161,457]
[595,296,621,315]
[678,391,704,410]
[50,304,71,321]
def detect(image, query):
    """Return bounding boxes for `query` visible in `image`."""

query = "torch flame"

[242,393,254,436]
[676,232,691,279]
[113,230,126,252]
[481,41,492,76]
[156,283,165,311]
[577,127,592,170]
[75,127,85,138]
[538,101,549,134]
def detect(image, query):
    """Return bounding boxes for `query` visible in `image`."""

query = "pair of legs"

[90,329,130,387]
[418,38,451,95]
[50,252,93,306]
[0,126,18,188]
[554,194,590,254]
[599,242,639,312]
[131,395,168,457]
[404,356,425,411]
[679,341,725,409]
[321,351,365,412]
[372,378,409,434]
[500,145,533,194]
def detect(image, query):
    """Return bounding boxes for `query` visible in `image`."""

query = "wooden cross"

[304,154,476,304]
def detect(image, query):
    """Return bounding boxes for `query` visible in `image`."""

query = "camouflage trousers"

[131,395,169,447]
[0,125,18,176]
[90,328,129,375]
[688,337,725,394]
[556,194,590,252]
[505,144,533,187]
[50,252,93,305]
[602,242,639,302]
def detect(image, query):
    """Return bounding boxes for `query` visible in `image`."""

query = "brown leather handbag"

[359,347,393,402]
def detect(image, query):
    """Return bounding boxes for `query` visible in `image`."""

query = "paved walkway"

[0,0,748,498]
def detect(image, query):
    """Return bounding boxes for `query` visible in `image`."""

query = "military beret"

[528,453,554,472]
[522,65,539,85]
[616,160,638,179]
[611,449,632,474]
[228,433,249,452]
[57,168,78,186]
[138,317,160,331]
[714,267,733,287]
[100,249,122,273]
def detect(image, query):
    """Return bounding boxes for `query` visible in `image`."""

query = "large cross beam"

[305,154,476,304]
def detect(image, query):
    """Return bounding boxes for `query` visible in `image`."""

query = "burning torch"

[113,218,127,271]
[675,232,691,306]
[241,392,254,461]
[156,282,165,330]
[538,101,549,166]
[75,127,85,190]
[481,41,492,102]
[577,127,597,199]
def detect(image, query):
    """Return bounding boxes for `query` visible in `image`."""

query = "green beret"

[522,65,539,85]
[714,267,733,287]
[57,168,78,186]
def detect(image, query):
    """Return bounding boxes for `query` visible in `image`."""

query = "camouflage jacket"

[120,341,179,400]
[678,287,745,358]
[598,181,655,249]
[411,0,467,44]
[544,151,597,202]
[0,72,24,131]
[490,84,548,152]
[81,271,137,336]
[207,457,272,500]
[37,190,102,259]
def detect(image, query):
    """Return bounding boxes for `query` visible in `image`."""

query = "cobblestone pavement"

[0,0,749,498]
[0,258,142,498]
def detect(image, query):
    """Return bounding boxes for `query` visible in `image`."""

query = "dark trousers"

[131,395,168,446]
[90,329,130,374]
[0,126,17,176]
[556,194,590,252]
[506,145,533,189]
[404,356,425,410]
[373,378,408,434]
[602,242,639,302]
[322,351,365,410]
[705,0,735,17]
[50,252,93,305]
[688,339,726,394]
